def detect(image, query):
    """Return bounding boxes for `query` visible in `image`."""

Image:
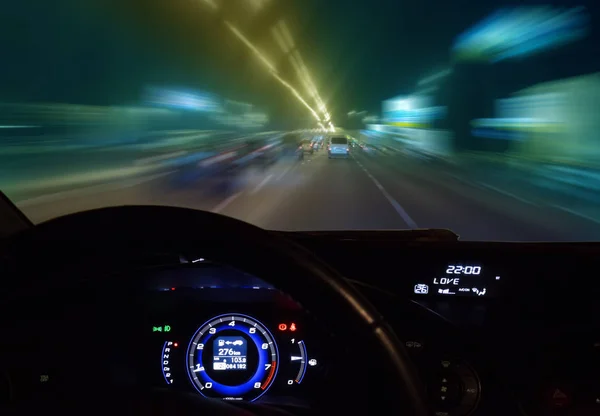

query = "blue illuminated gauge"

[186,314,279,401]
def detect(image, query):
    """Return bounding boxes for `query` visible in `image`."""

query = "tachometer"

[186,314,279,401]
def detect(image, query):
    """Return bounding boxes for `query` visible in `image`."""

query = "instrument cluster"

[149,309,325,405]
[140,259,329,408]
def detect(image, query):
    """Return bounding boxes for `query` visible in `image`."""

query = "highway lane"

[16,147,600,241]
[349,151,600,241]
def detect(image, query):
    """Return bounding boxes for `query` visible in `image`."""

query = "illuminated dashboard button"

[405,340,424,353]
[459,376,480,407]
[430,359,481,416]
[431,372,462,408]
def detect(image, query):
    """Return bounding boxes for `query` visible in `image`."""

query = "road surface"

[15,148,600,241]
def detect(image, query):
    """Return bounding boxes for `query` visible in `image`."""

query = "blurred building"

[0,102,175,139]
[371,94,450,157]
[443,5,592,153]
[477,73,600,164]
[144,87,269,131]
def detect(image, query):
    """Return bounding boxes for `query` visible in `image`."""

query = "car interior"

[3,0,600,414]
[1,196,599,416]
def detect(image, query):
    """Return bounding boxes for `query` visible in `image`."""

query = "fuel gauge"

[283,338,319,386]
[289,340,308,384]
[274,320,322,394]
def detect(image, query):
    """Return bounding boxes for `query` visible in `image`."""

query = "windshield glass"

[330,138,347,145]
[2,0,599,241]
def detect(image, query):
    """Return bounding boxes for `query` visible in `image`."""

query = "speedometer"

[186,314,279,401]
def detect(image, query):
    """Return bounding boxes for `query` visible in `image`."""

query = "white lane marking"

[276,165,292,180]
[212,191,243,213]
[445,172,537,206]
[352,156,418,229]
[251,174,273,194]
[477,182,537,206]
[16,171,176,207]
[550,204,600,225]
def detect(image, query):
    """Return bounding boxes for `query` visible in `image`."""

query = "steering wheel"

[1,206,429,415]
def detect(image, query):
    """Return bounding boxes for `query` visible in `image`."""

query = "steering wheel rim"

[3,205,428,415]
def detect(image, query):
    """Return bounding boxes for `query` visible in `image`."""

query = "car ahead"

[301,139,314,154]
[311,136,323,151]
[328,135,350,158]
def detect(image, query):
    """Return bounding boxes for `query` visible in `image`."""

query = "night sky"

[1,0,599,126]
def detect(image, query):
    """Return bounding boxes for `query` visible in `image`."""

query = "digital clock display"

[445,265,481,275]
[413,263,503,297]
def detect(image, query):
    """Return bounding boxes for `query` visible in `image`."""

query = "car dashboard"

[141,264,327,410]
[2,231,600,416]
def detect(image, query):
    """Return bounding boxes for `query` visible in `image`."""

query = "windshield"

[1,0,599,241]
[330,138,347,145]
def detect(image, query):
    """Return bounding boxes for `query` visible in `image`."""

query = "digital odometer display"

[413,264,503,297]
[212,336,248,371]
[186,314,279,401]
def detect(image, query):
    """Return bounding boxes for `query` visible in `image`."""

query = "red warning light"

[171,287,176,291]
[173,342,179,348]
[289,323,297,332]
[278,323,287,331]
